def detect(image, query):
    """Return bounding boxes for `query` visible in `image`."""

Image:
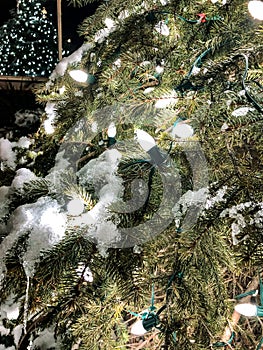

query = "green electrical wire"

[233,54,263,114]
[256,337,263,350]
[186,47,212,78]
[174,47,211,94]
[234,289,258,300]
[150,283,156,311]
[212,331,235,347]
[177,14,223,24]
[177,14,198,24]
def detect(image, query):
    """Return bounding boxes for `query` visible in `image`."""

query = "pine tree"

[0,0,262,349]
[0,0,58,77]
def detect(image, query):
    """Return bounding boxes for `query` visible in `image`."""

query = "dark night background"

[0,0,99,53]
[0,0,99,133]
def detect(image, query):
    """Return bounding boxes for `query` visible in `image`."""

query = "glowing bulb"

[67,199,85,216]
[69,69,95,84]
[135,129,166,165]
[234,303,257,316]
[69,69,89,83]
[59,86,66,94]
[248,1,263,20]
[131,320,148,335]
[172,123,194,138]
[135,129,156,151]
[107,123,116,137]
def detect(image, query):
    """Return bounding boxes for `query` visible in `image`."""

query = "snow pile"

[14,109,41,128]
[0,137,35,170]
[16,136,32,149]
[95,18,117,44]
[0,186,10,220]
[204,185,228,210]
[44,102,57,134]
[0,169,38,221]
[180,188,208,209]
[11,168,37,190]
[76,263,93,282]
[68,149,124,254]
[172,188,208,227]
[0,138,16,170]
[0,293,20,320]
[0,197,67,280]
[0,345,15,350]
[0,324,10,337]
[13,325,23,348]
[221,202,263,245]
[172,185,230,228]
[252,207,263,228]
[31,326,61,349]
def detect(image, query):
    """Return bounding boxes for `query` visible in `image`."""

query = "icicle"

[23,275,30,334]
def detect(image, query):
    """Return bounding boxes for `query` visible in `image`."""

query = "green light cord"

[129,284,157,319]
[234,289,257,300]
[186,48,211,78]
[256,337,263,350]
[167,272,183,290]
[172,331,177,343]
[233,54,263,114]
[174,47,211,93]
[212,331,235,347]
[260,278,263,305]
[177,14,223,24]
[129,310,140,317]
[177,14,197,24]
[150,283,155,311]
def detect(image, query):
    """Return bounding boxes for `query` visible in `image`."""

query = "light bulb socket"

[142,313,159,331]
[86,74,96,84]
[107,137,116,147]
[147,145,167,166]
[257,306,263,317]
[69,69,96,84]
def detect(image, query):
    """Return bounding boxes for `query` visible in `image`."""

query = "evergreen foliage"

[0,0,262,349]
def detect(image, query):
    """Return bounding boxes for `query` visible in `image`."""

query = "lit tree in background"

[0,0,58,77]
[0,0,262,349]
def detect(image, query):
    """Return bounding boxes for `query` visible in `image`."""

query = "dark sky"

[0,0,99,52]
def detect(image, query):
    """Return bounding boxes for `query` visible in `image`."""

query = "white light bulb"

[59,86,66,94]
[67,199,85,216]
[107,123,117,137]
[235,303,257,316]
[135,129,156,152]
[248,1,263,20]
[172,123,194,138]
[130,320,147,335]
[69,69,88,83]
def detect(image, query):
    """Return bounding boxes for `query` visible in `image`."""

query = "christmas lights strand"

[212,331,235,347]
[232,53,263,114]
[130,273,183,346]
[175,47,212,94]
[213,275,260,347]
[177,13,223,24]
